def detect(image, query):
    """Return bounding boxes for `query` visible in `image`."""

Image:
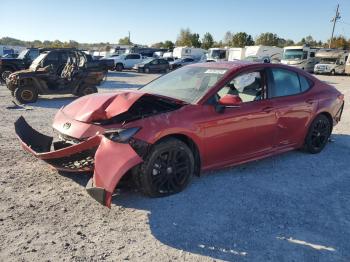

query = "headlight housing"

[103,127,140,143]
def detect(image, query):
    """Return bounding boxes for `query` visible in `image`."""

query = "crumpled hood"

[62,91,146,123]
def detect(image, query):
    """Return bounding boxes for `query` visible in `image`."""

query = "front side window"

[269,68,301,97]
[217,71,264,103]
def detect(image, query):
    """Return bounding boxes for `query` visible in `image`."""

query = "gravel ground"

[0,71,349,262]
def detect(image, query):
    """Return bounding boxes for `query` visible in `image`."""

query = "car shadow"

[111,133,350,261]
[107,71,139,78]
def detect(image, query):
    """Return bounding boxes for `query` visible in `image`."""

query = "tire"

[331,70,336,76]
[144,67,150,74]
[164,68,170,73]
[115,63,124,71]
[77,85,97,96]
[304,114,332,154]
[134,138,195,197]
[14,85,38,104]
[1,69,14,82]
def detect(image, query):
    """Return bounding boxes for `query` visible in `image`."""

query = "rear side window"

[270,68,300,97]
[299,75,311,92]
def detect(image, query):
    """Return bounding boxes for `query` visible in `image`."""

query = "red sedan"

[15,61,344,207]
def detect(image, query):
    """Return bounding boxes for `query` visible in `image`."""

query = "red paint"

[16,62,344,207]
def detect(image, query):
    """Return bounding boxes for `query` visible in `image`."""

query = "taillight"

[337,94,344,101]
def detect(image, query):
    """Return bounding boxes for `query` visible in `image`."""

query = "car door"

[203,69,278,168]
[148,59,159,72]
[266,67,316,148]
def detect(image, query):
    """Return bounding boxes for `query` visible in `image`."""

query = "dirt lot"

[0,71,349,262]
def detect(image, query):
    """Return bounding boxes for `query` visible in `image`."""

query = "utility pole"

[329,4,341,48]
[128,31,131,45]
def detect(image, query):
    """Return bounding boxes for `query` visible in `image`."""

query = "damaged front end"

[14,116,144,207]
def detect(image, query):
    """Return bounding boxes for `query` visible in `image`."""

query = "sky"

[1,0,350,45]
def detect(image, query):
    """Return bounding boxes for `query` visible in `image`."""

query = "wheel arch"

[318,111,334,133]
[153,133,202,177]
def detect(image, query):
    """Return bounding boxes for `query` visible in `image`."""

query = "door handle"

[306,99,316,104]
[262,106,274,113]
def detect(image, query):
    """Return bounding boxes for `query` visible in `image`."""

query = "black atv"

[6,50,106,104]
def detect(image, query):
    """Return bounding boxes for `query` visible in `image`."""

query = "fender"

[91,136,143,207]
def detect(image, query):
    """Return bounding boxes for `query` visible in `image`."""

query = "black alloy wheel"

[304,114,332,154]
[135,138,195,197]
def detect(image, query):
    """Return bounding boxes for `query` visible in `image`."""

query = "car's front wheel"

[115,63,124,71]
[304,114,332,154]
[14,86,38,104]
[134,138,195,197]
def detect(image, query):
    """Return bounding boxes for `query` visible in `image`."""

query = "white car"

[106,53,144,71]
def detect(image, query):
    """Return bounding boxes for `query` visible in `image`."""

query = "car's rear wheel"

[304,114,332,154]
[14,85,38,104]
[144,67,150,73]
[77,85,97,96]
[134,138,194,197]
[1,69,13,82]
[115,63,124,71]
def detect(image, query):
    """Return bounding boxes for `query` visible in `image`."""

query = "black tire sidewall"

[137,138,195,197]
[78,85,97,96]
[14,86,38,104]
[305,114,331,154]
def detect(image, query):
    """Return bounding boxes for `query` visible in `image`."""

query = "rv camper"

[314,49,349,75]
[281,45,318,72]
[244,45,283,63]
[172,47,206,60]
[207,48,228,62]
[228,47,246,61]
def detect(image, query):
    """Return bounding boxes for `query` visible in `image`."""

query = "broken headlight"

[103,127,140,143]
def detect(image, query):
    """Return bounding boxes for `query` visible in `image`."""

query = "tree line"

[1,28,350,51]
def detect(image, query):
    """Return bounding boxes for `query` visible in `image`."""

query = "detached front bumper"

[14,117,143,207]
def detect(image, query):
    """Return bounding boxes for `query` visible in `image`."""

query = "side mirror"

[219,94,242,107]
[216,94,241,113]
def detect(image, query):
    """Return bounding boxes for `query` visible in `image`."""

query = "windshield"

[283,49,308,60]
[17,49,29,59]
[319,58,337,64]
[29,53,47,71]
[141,66,228,103]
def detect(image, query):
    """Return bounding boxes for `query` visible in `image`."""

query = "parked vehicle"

[0,48,41,82]
[244,45,283,63]
[133,58,170,73]
[228,47,246,61]
[163,57,175,62]
[6,50,106,103]
[2,53,19,59]
[108,53,144,71]
[169,57,196,70]
[163,51,173,58]
[172,47,206,60]
[281,45,318,72]
[15,61,344,207]
[346,55,350,75]
[314,49,349,75]
[207,48,228,62]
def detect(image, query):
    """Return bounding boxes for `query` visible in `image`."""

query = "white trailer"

[228,47,246,61]
[207,48,229,62]
[281,45,318,72]
[244,45,283,63]
[172,47,206,60]
[314,49,349,75]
